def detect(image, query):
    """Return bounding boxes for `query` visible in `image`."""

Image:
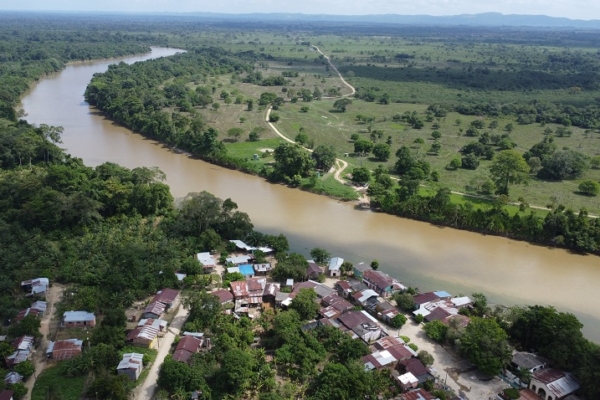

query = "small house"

[396,372,419,391]
[143,301,166,319]
[196,252,217,273]
[352,289,379,306]
[152,289,180,310]
[362,270,405,298]
[127,326,159,348]
[335,280,353,298]
[20,278,49,296]
[413,292,441,308]
[337,310,382,343]
[226,255,252,266]
[400,388,437,400]
[173,335,203,364]
[529,368,580,400]
[47,339,83,360]
[253,263,272,275]
[306,260,322,280]
[328,257,343,277]
[353,262,372,279]
[262,283,280,304]
[230,281,249,301]
[117,353,144,381]
[211,289,234,305]
[247,278,267,305]
[399,358,432,384]
[4,372,23,385]
[62,311,96,328]
[137,318,168,332]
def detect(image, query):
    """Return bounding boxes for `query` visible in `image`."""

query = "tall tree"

[460,317,512,376]
[489,150,529,195]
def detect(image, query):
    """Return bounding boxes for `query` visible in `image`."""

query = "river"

[19,47,600,342]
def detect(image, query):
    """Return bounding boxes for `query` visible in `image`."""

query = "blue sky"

[0,0,597,20]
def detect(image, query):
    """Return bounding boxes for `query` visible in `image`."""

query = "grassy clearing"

[302,174,359,201]
[32,365,86,400]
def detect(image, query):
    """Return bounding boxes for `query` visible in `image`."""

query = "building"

[196,252,217,273]
[173,335,203,363]
[127,326,159,348]
[413,292,441,307]
[529,368,580,400]
[0,390,14,400]
[328,257,343,277]
[152,288,180,310]
[226,255,252,265]
[400,358,433,384]
[306,261,322,280]
[62,311,96,328]
[4,372,23,385]
[362,270,405,298]
[253,263,272,275]
[247,278,267,305]
[335,280,354,298]
[230,281,249,301]
[262,283,280,304]
[508,352,549,387]
[400,388,437,400]
[238,264,255,278]
[20,277,49,296]
[352,289,379,306]
[47,339,83,360]
[353,262,372,279]
[143,301,166,319]
[211,289,234,305]
[137,318,168,332]
[6,336,34,367]
[337,310,382,343]
[117,353,144,381]
[229,240,273,254]
[396,372,419,391]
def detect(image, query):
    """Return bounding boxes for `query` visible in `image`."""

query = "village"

[0,242,583,400]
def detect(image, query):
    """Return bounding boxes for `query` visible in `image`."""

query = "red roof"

[172,349,194,363]
[363,270,395,290]
[336,281,352,291]
[387,345,413,361]
[212,289,233,304]
[153,289,179,305]
[401,389,436,400]
[400,358,429,377]
[176,336,202,353]
[533,368,565,384]
[338,310,374,330]
[413,292,440,305]
[0,390,14,400]
[375,336,404,350]
[230,281,248,298]
[425,307,451,322]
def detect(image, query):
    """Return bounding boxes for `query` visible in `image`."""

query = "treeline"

[0,22,152,121]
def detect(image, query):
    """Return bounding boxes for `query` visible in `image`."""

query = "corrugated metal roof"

[153,288,179,305]
[117,353,143,370]
[328,257,343,271]
[239,264,255,276]
[63,311,95,322]
[534,369,580,398]
[4,371,23,384]
[196,252,216,267]
[144,301,166,316]
[226,255,251,265]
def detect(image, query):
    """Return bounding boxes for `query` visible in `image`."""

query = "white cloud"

[0,0,598,20]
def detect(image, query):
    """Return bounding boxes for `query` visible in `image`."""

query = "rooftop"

[144,301,166,316]
[533,368,580,398]
[212,289,234,303]
[226,255,252,264]
[153,288,179,305]
[117,353,143,370]
[328,257,344,271]
[196,252,216,267]
[239,264,255,276]
[176,336,202,353]
[512,352,549,370]
[63,311,95,322]
[413,292,440,305]
[0,390,14,400]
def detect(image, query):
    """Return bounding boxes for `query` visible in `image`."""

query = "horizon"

[0,1,599,21]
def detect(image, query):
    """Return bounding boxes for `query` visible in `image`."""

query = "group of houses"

[412,291,472,327]
[127,288,180,349]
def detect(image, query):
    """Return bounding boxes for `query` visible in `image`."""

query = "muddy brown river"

[19,47,600,341]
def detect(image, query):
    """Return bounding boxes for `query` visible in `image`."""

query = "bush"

[400,336,411,343]
[578,180,599,196]
[418,350,434,366]
[389,314,407,328]
[269,112,280,122]
[407,343,418,352]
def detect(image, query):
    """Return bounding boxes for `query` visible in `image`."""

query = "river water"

[19,47,600,341]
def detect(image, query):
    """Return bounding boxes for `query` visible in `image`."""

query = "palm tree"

[514,366,532,386]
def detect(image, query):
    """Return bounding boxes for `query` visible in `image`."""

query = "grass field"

[32,365,87,400]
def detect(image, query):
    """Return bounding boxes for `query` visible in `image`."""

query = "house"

[15,302,47,322]
[275,292,289,307]
[352,289,379,306]
[238,264,255,278]
[363,337,416,371]
[229,240,273,254]
[62,311,96,328]
[137,318,168,332]
[507,352,549,387]
[375,300,401,323]
[322,294,354,313]
[262,283,280,304]
[413,292,441,307]
[0,390,14,400]
[152,289,180,310]
[227,266,240,274]
[328,257,343,277]
[4,372,23,385]
[288,280,334,301]
[337,310,382,343]
[396,371,419,391]
[253,263,272,275]
[451,296,472,308]
[47,339,83,360]
[196,252,217,273]
[212,289,234,305]
[143,301,166,319]
[434,291,452,300]
[6,336,34,367]
[306,261,322,280]
[362,270,405,298]
[529,368,580,400]
[173,335,203,363]
[127,326,159,348]
[400,388,437,400]
[353,262,372,279]
[20,278,49,296]
[399,358,433,384]
[117,353,144,381]
[363,350,399,371]
[335,280,353,298]
[230,281,249,301]
[424,307,452,323]
[226,255,252,266]
[246,278,267,305]
[12,336,34,352]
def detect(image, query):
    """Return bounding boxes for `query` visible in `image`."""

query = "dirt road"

[134,304,189,400]
[25,283,66,400]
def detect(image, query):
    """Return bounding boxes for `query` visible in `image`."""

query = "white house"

[328,257,343,277]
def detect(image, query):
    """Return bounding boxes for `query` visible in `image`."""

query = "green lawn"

[302,174,359,201]
[32,365,86,400]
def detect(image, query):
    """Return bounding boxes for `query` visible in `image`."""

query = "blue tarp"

[239,264,255,276]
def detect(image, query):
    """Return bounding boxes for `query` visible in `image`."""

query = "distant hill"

[181,12,600,29]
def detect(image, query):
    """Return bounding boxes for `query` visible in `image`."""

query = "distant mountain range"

[179,12,600,29]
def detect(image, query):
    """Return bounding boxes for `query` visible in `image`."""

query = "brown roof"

[0,390,14,400]
[533,368,565,384]
[153,288,180,305]
[172,349,194,363]
[247,278,266,294]
[387,345,413,361]
[212,289,233,304]
[413,292,440,305]
[307,262,321,276]
[401,358,429,377]
[338,310,374,330]
[15,308,41,322]
[375,336,405,350]
[363,270,394,290]
[336,281,352,291]
[144,301,166,316]
[127,327,142,341]
[176,336,202,354]
[401,389,436,400]
[230,281,248,298]
[425,307,452,322]
[517,389,540,400]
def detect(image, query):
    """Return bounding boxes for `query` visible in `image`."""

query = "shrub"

[578,180,599,196]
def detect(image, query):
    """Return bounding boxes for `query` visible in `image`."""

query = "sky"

[0,0,598,21]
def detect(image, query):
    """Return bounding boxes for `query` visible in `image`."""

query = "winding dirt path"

[312,46,356,97]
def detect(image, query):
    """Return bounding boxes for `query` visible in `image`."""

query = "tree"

[460,317,512,376]
[370,260,379,270]
[418,350,434,367]
[390,314,407,328]
[227,127,244,141]
[219,349,256,394]
[489,150,530,195]
[290,288,320,320]
[591,156,600,169]
[354,139,373,156]
[539,150,589,180]
[394,292,415,311]
[14,360,35,378]
[223,271,245,287]
[269,112,280,122]
[8,315,41,338]
[447,157,462,170]
[579,180,599,196]
[310,248,331,264]
[273,143,315,181]
[372,143,391,161]
[351,167,371,185]
[183,291,222,330]
[431,131,442,140]
[395,146,415,175]
[340,261,354,276]
[429,141,441,155]
[461,153,480,170]
[272,253,309,282]
[312,145,336,171]
[423,320,448,343]
[333,98,352,112]
[295,132,309,145]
